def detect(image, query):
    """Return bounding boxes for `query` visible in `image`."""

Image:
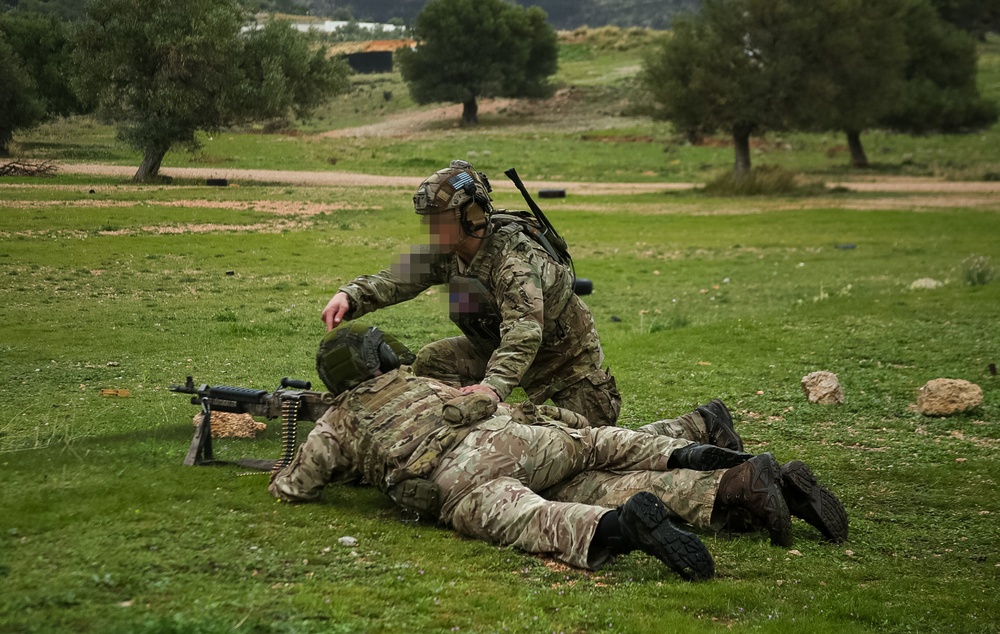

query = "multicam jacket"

[307,370,459,495]
[338,214,603,401]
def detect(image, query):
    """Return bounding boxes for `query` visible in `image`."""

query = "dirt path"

[13,92,1000,198]
[53,162,1000,199]
[54,163,690,195]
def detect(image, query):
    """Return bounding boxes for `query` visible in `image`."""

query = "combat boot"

[618,492,715,581]
[697,399,744,452]
[713,452,792,547]
[667,443,752,470]
[780,460,848,542]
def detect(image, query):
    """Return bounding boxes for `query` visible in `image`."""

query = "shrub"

[700,165,822,196]
[962,254,995,286]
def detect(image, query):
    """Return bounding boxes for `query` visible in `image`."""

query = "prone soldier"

[268,324,847,581]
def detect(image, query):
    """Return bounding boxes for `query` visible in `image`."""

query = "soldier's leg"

[545,458,790,546]
[638,400,743,452]
[434,422,736,521]
[549,368,622,427]
[448,475,608,569]
[411,336,491,387]
[636,411,707,442]
[446,473,714,579]
[543,468,725,528]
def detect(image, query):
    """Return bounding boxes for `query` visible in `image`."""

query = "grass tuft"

[700,165,826,196]
[962,254,995,286]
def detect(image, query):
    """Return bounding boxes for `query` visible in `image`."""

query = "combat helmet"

[316,323,416,395]
[412,159,493,235]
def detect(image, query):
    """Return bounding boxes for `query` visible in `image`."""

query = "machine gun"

[169,376,336,472]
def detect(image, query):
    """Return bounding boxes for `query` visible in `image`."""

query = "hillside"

[513,0,699,29]
[298,0,698,28]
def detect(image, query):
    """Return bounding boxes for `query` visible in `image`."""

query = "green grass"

[1,176,999,633]
[1,31,999,634]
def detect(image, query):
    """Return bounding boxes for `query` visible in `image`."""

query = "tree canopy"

[0,11,79,156]
[641,0,997,175]
[397,0,558,126]
[882,0,998,133]
[0,35,42,157]
[929,0,1000,39]
[641,0,821,174]
[72,0,350,181]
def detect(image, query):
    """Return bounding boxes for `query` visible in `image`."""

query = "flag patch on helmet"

[448,171,474,191]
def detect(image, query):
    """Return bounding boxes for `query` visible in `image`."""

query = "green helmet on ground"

[315,323,415,395]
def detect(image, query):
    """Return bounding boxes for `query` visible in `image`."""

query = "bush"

[962,254,995,286]
[700,165,822,196]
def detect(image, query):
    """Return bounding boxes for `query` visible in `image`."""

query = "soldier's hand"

[322,292,351,331]
[459,383,500,404]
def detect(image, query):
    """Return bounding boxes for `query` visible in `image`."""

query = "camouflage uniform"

[543,410,725,527]
[636,410,711,444]
[338,217,620,425]
[269,369,712,570]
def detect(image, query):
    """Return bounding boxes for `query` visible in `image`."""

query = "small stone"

[909,278,943,290]
[801,371,844,404]
[339,536,358,547]
[917,379,983,416]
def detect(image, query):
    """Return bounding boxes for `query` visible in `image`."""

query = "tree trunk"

[846,130,869,168]
[133,143,170,182]
[462,97,478,126]
[733,127,752,176]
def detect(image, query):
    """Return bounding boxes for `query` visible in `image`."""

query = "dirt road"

[53,162,1000,197]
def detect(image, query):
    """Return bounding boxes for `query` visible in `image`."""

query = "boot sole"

[622,492,715,581]
[780,460,848,542]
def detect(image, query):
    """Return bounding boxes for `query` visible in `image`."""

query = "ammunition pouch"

[442,392,498,427]
[388,477,441,519]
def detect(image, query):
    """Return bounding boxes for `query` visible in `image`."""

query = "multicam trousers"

[413,335,621,427]
[544,409,725,528]
[431,416,694,569]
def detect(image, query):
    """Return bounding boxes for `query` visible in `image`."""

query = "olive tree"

[880,0,998,134]
[641,0,822,175]
[397,0,558,126]
[72,0,349,182]
[0,12,79,156]
[0,35,43,157]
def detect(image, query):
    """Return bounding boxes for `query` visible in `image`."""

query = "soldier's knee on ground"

[555,369,621,427]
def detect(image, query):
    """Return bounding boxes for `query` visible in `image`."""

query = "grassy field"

[2,31,1000,634]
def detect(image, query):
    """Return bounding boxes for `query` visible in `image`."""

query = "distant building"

[331,40,416,74]
[289,20,406,35]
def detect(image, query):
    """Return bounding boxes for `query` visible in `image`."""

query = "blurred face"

[422,209,463,251]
